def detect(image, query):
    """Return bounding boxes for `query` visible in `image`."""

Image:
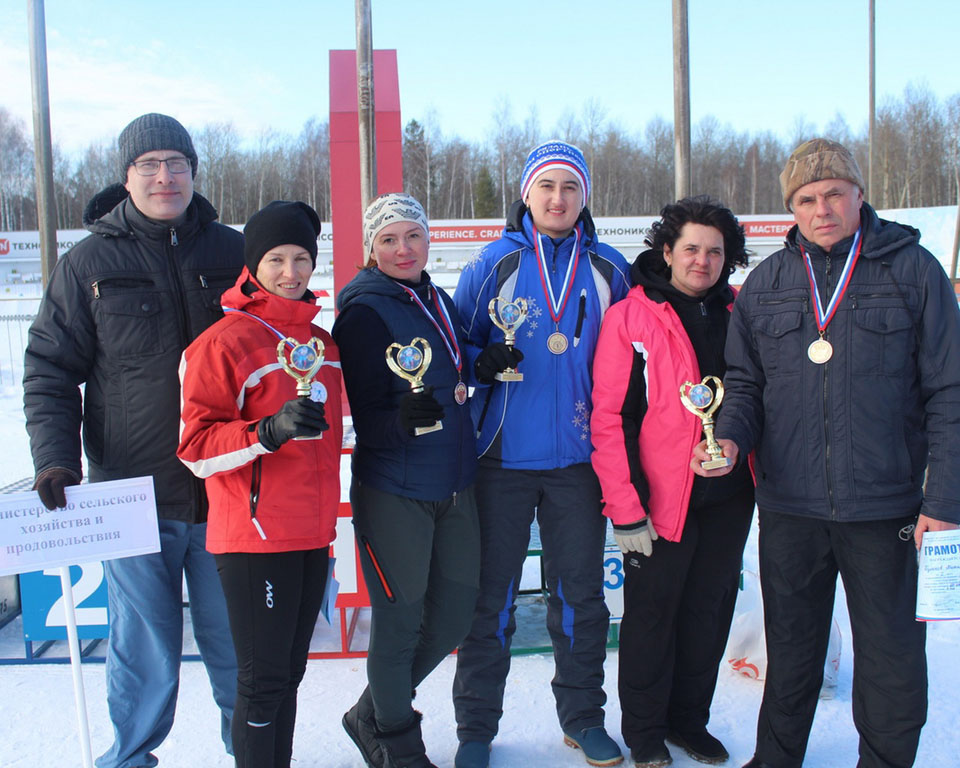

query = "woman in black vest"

[333,193,479,768]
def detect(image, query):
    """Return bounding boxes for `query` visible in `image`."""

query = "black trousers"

[755,511,927,768]
[351,480,480,732]
[618,486,754,753]
[215,547,329,768]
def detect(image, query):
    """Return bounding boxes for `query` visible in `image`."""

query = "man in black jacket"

[692,138,960,768]
[24,113,244,768]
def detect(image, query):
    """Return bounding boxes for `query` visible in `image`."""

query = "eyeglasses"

[129,157,192,176]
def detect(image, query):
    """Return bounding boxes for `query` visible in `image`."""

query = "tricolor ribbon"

[395,282,463,375]
[801,228,863,333]
[533,223,582,324]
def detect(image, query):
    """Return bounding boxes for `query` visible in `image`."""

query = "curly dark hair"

[645,195,749,276]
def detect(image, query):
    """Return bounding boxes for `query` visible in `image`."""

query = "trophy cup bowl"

[679,375,731,470]
[277,336,327,441]
[488,296,527,382]
[385,337,443,436]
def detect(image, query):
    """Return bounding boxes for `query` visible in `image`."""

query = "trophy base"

[495,370,523,382]
[293,434,323,441]
[700,456,731,470]
[414,421,443,436]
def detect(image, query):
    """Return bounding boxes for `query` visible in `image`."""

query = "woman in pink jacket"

[591,197,754,768]
[178,201,341,768]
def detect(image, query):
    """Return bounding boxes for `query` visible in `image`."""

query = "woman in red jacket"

[590,197,754,768]
[178,201,342,768]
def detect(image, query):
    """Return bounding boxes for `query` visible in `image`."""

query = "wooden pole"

[27,0,58,287]
[355,0,376,210]
[672,0,691,200]
[868,0,876,203]
[949,193,960,282]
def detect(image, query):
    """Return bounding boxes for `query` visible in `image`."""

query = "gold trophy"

[277,337,327,440]
[488,296,527,382]
[385,337,443,436]
[680,375,731,470]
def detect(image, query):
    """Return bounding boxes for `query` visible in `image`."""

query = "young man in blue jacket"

[694,139,960,768]
[452,141,630,768]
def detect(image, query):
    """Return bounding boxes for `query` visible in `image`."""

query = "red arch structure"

[329,49,404,300]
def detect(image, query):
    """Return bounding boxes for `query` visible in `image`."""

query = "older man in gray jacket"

[693,138,960,768]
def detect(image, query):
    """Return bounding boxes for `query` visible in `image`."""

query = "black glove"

[474,342,525,384]
[34,467,81,511]
[398,388,444,434]
[258,398,329,451]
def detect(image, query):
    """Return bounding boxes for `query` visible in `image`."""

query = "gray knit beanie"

[118,113,198,180]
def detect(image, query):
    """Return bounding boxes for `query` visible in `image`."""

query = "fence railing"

[0,299,39,387]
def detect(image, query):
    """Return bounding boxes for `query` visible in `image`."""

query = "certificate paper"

[916,529,960,621]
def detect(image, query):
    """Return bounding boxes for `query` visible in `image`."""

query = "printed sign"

[20,562,110,641]
[0,476,160,577]
[603,546,624,623]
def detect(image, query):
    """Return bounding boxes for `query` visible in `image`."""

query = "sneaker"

[666,729,728,765]
[454,740,491,768]
[629,743,672,768]
[563,726,624,767]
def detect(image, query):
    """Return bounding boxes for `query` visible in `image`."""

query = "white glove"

[613,518,658,557]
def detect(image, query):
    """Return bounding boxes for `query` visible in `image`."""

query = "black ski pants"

[453,463,611,743]
[754,510,927,768]
[215,547,329,768]
[618,486,754,753]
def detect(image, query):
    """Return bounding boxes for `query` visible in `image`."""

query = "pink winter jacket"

[590,287,734,542]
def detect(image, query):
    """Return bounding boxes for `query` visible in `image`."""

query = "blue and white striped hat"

[519,140,591,207]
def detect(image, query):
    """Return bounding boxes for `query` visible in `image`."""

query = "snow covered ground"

[1,375,959,766]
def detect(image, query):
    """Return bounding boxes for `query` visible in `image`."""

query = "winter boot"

[376,711,437,768]
[343,687,384,768]
[454,740,491,768]
[563,726,624,766]
[666,728,728,764]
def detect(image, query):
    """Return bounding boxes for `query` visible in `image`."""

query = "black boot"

[376,712,438,768]
[343,687,384,768]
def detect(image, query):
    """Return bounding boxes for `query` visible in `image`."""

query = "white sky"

[1,1,959,156]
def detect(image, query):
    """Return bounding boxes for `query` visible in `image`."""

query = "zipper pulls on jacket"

[169,227,179,246]
[199,274,208,288]
[92,281,100,299]
[699,301,707,317]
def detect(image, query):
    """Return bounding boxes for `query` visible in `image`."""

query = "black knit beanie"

[118,113,198,179]
[243,201,322,275]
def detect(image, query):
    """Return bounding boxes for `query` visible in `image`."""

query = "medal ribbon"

[223,307,296,348]
[801,228,863,333]
[533,223,581,323]
[395,282,463,375]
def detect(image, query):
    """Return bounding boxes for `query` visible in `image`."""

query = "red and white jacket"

[178,268,342,554]
[590,286,733,542]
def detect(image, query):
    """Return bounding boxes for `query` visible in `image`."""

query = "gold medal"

[807,338,833,364]
[547,332,568,355]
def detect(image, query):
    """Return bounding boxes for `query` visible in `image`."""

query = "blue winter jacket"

[334,267,477,501]
[454,202,630,469]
